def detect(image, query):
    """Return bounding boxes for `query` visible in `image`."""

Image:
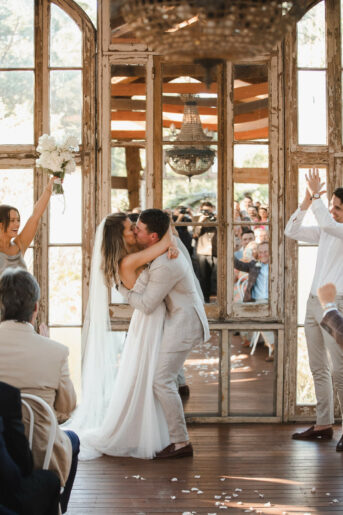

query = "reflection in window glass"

[163,151,217,209]
[230,330,276,415]
[50,168,81,244]
[298,71,327,145]
[49,247,82,325]
[297,327,316,405]
[50,4,82,67]
[0,71,34,144]
[0,0,34,68]
[233,63,269,142]
[50,327,81,398]
[50,70,82,143]
[0,169,33,225]
[111,64,146,142]
[183,331,220,415]
[297,1,326,68]
[234,239,269,305]
[297,246,318,325]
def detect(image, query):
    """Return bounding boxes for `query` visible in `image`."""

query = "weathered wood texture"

[68,423,343,514]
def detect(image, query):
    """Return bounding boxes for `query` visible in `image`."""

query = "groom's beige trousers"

[153,323,204,443]
[305,294,343,426]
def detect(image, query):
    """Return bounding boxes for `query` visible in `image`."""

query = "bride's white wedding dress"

[80,268,170,460]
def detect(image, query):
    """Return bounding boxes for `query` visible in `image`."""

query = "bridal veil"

[66,217,126,433]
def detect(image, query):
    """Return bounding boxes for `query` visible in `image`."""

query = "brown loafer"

[154,442,193,459]
[178,385,190,398]
[292,425,333,440]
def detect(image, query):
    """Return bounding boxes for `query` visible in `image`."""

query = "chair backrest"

[21,394,57,470]
[237,274,248,301]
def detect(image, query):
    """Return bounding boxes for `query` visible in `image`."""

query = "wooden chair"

[21,394,57,470]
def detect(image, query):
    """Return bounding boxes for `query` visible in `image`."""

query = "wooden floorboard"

[68,423,343,514]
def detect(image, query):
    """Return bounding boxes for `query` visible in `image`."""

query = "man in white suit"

[285,169,343,451]
[0,268,78,512]
[120,209,210,458]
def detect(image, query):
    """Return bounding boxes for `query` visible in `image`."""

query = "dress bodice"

[0,251,27,276]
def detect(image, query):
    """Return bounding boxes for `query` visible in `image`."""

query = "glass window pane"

[234,144,269,168]
[50,70,82,143]
[49,247,82,325]
[230,330,276,415]
[111,64,146,143]
[50,327,81,398]
[183,330,220,415]
[0,169,33,227]
[0,0,34,68]
[111,189,129,212]
[50,4,82,68]
[234,64,269,142]
[25,247,33,274]
[50,168,81,244]
[297,327,316,405]
[0,71,34,144]
[298,70,327,145]
[297,1,326,68]
[234,238,270,305]
[162,63,218,143]
[74,0,97,27]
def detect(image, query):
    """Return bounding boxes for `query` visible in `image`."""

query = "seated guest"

[0,381,60,515]
[318,283,343,347]
[0,268,78,513]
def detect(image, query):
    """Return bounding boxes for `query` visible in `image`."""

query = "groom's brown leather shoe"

[154,443,193,459]
[292,425,333,440]
[336,435,343,451]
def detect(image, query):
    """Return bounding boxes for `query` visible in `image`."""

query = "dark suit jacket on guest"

[234,257,261,302]
[321,309,343,347]
[0,381,32,476]
[0,382,60,515]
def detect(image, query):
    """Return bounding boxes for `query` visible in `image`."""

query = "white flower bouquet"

[36,134,79,194]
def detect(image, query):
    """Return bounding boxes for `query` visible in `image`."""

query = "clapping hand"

[317,283,336,309]
[305,168,326,198]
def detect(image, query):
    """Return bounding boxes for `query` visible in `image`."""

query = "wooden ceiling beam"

[112,81,268,100]
[111,96,218,109]
[234,82,268,101]
[111,109,268,125]
[111,127,269,140]
[112,82,217,96]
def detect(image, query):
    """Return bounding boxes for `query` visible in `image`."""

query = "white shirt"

[284,198,343,295]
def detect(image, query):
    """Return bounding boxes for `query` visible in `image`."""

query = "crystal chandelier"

[165,95,215,179]
[120,1,309,68]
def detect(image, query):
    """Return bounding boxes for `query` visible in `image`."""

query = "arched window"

[0,0,96,393]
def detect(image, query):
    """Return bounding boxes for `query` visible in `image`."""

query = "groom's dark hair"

[139,209,170,240]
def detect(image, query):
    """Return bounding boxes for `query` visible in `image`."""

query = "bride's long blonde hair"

[101,212,129,287]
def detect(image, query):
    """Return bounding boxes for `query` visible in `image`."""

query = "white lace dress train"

[80,269,170,459]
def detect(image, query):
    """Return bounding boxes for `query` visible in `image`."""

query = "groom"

[119,209,210,458]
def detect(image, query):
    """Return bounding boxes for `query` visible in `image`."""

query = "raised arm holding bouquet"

[36,134,79,195]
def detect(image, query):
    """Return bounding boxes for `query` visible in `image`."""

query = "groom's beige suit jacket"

[0,320,76,485]
[120,251,210,351]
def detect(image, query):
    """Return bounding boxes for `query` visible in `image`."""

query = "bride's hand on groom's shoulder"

[167,245,179,260]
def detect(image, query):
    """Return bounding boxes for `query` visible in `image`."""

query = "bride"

[69,212,178,459]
